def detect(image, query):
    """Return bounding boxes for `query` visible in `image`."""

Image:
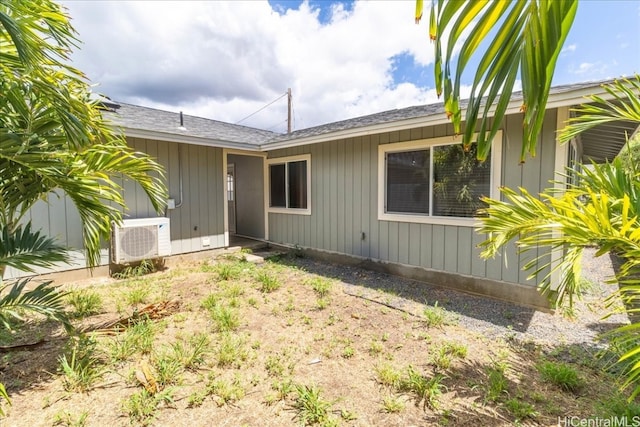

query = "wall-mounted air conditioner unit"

[112,217,171,264]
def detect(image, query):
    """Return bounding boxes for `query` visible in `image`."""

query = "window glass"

[269,164,286,208]
[432,144,490,217]
[386,150,430,214]
[268,156,310,212]
[288,160,307,209]
[227,173,234,201]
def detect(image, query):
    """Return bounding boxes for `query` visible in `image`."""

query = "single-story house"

[11,79,638,309]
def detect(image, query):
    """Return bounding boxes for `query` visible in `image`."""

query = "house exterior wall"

[266,109,559,291]
[128,138,226,254]
[4,138,226,280]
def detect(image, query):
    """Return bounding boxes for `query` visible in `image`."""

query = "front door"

[227,164,236,234]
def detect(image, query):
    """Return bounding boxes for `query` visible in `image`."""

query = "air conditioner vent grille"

[120,226,157,259]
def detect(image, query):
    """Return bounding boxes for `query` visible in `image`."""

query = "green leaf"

[0,278,72,332]
[0,223,70,275]
[424,0,578,162]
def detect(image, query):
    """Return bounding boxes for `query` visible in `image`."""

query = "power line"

[235,92,288,125]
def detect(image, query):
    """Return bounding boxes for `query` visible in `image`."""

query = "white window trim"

[377,132,502,227]
[265,154,312,215]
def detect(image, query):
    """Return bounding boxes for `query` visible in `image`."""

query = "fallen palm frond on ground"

[79,300,180,334]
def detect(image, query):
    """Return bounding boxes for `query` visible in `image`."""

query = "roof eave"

[121,127,262,151]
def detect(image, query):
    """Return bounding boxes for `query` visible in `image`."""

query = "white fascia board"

[505,84,612,112]
[122,127,262,152]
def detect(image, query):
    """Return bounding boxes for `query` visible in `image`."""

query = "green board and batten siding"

[4,138,227,279]
[267,109,559,288]
[127,138,226,254]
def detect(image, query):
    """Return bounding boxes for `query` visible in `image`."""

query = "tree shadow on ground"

[270,252,632,349]
[0,318,69,395]
[271,254,539,332]
[419,340,624,426]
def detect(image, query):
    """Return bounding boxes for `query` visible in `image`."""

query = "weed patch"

[505,398,538,421]
[215,333,248,368]
[292,384,336,426]
[257,271,281,293]
[206,375,245,406]
[58,335,104,392]
[381,395,405,413]
[537,361,583,392]
[485,359,510,403]
[398,366,446,410]
[113,260,156,280]
[122,388,173,426]
[109,319,156,361]
[66,289,103,318]
[423,302,454,327]
[206,302,240,332]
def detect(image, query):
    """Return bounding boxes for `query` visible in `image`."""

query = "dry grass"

[0,251,625,426]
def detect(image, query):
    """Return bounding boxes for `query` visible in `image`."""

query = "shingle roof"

[102,78,623,150]
[102,102,278,146]
[268,103,449,143]
[267,79,619,144]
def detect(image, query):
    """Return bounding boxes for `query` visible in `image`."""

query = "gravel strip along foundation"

[289,246,628,349]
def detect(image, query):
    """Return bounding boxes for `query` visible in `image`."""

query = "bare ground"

[0,248,629,427]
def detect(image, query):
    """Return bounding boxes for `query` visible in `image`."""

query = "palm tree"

[415,0,578,162]
[478,77,640,397]
[0,0,167,413]
[416,0,640,398]
[1,0,167,272]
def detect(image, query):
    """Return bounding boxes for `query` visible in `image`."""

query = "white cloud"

[561,44,577,55]
[63,0,443,132]
[570,62,610,76]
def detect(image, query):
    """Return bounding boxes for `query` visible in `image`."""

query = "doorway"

[226,154,265,240]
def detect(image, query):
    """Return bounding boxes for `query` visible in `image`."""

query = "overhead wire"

[234,92,288,125]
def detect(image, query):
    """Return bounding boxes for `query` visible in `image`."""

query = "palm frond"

[559,75,640,144]
[0,278,71,332]
[421,0,577,162]
[0,223,70,275]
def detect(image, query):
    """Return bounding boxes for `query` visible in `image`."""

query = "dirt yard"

[0,249,629,426]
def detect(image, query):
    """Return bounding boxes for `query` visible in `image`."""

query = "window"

[266,154,311,215]
[378,133,502,226]
[386,149,430,214]
[227,171,234,202]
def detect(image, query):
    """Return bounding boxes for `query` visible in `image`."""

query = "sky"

[61,0,640,133]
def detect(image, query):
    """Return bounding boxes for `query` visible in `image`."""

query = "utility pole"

[287,88,292,134]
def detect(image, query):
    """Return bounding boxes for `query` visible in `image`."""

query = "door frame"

[222,149,268,247]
